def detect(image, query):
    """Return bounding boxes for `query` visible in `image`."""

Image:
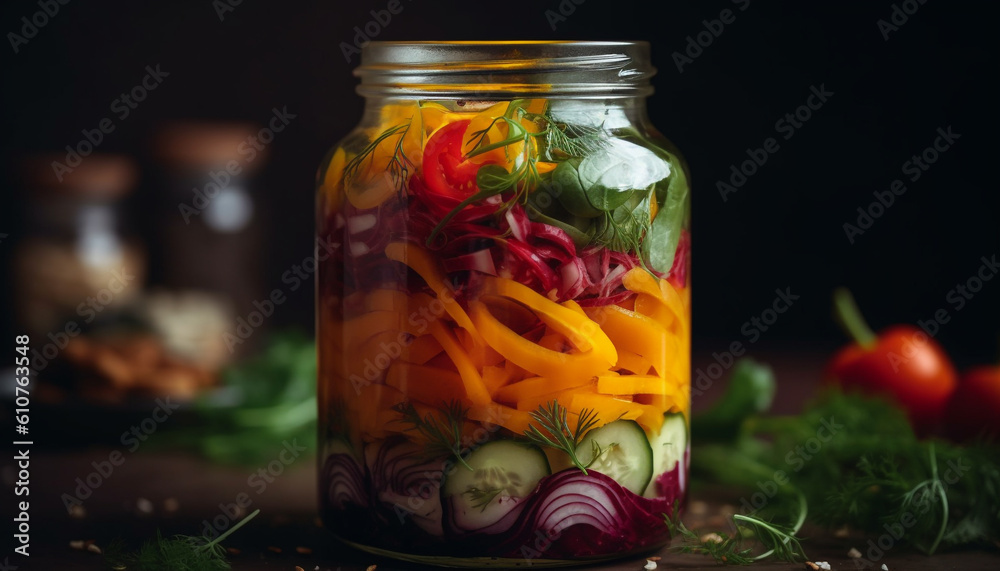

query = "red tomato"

[826,325,957,430]
[946,365,1000,441]
[421,120,481,200]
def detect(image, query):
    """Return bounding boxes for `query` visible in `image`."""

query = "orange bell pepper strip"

[384,242,483,346]
[584,304,678,379]
[386,362,472,407]
[424,316,491,407]
[468,402,535,436]
[614,350,654,375]
[596,374,681,396]
[470,300,613,380]
[494,375,597,406]
[481,277,616,361]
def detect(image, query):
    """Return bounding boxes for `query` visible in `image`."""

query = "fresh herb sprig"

[523,400,602,473]
[106,509,260,570]
[393,400,472,470]
[344,121,415,195]
[665,512,807,565]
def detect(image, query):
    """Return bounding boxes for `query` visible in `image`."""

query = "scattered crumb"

[267,546,282,553]
[163,497,179,513]
[69,540,85,550]
[644,559,657,570]
[296,567,305,571]
[847,547,862,558]
[295,546,313,554]
[366,565,377,571]
[688,500,708,516]
[136,497,154,514]
[815,562,831,571]
[881,565,889,571]
[226,547,241,555]
[805,562,819,570]
[700,532,724,544]
[834,525,850,538]
[69,504,87,519]
[87,543,102,554]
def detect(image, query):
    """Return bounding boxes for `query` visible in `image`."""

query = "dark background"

[2,0,997,366]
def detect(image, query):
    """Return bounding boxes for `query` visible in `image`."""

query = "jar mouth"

[355,41,655,99]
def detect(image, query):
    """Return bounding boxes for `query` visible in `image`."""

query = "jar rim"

[354,41,655,99]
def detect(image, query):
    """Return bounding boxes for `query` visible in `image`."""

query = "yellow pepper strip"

[400,334,444,365]
[457,328,504,368]
[425,318,491,406]
[614,350,654,375]
[481,277,617,361]
[538,333,570,353]
[384,242,483,346]
[584,304,677,379]
[419,101,466,137]
[470,300,612,380]
[364,289,411,313]
[569,393,664,433]
[386,362,472,407]
[321,147,346,214]
[596,374,680,396]
[482,365,516,397]
[468,402,535,436]
[536,161,558,175]
[634,293,673,328]
[341,311,405,350]
[494,375,597,406]
[515,383,598,412]
[623,268,689,336]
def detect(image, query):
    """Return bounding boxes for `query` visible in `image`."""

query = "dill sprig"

[393,400,472,470]
[523,400,601,473]
[105,508,260,570]
[665,508,807,565]
[343,121,415,195]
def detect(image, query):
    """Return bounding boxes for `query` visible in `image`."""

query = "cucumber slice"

[444,440,550,530]
[576,419,653,495]
[643,412,688,498]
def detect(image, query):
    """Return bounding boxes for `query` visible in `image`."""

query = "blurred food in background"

[13,153,146,339]
[150,121,268,356]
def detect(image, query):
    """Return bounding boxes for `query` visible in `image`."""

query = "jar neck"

[354,41,656,100]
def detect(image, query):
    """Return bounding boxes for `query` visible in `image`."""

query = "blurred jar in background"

[14,153,146,339]
[151,122,267,358]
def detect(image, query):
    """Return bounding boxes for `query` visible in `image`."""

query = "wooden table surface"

[7,346,999,570]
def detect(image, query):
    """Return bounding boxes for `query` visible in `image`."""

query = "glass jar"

[317,41,691,567]
[13,153,146,340]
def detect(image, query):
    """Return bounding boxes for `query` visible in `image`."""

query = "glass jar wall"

[317,41,690,567]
